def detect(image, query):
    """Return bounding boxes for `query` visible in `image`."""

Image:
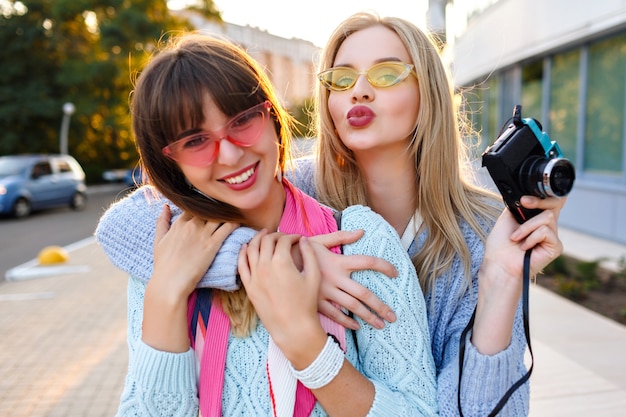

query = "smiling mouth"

[224,164,256,184]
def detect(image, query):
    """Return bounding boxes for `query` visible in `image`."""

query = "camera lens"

[519,156,576,198]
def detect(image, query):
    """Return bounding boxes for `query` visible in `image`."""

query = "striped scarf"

[188,179,345,416]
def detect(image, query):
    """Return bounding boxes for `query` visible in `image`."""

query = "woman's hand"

[307,230,398,330]
[238,231,327,365]
[142,205,239,352]
[473,195,566,354]
[151,205,239,298]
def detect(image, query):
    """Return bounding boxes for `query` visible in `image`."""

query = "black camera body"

[482,105,575,223]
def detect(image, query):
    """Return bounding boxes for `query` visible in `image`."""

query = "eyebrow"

[332,57,403,68]
[175,128,204,140]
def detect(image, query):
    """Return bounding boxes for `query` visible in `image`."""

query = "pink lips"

[347,106,375,128]
[220,162,259,191]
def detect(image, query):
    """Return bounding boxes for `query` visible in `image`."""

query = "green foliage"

[573,259,602,290]
[616,256,626,282]
[543,255,569,276]
[289,97,315,138]
[0,0,222,182]
[555,274,588,301]
[546,256,603,299]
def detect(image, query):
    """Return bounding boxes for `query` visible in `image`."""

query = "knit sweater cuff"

[458,331,528,412]
[95,186,256,291]
[132,340,198,394]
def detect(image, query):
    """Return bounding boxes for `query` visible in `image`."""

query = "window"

[486,76,500,144]
[57,160,72,173]
[584,34,626,176]
[521,60,543,121]
[32,162,52,178]
[549,50,580,164]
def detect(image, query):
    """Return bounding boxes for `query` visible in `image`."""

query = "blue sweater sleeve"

[94,185,256,290]
[341,206,438,416]
[424,222,530,416]
[115,276,199,417]
[290,158,529,415]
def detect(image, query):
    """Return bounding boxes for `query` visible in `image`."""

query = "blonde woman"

[290,12,566,416]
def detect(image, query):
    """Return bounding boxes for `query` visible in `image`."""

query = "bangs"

[156,51,265,144]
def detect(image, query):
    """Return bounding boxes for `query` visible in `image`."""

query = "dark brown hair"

[131,33,296,335]
[132,33,294,223]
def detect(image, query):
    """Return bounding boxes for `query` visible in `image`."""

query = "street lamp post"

[59,102,75,155]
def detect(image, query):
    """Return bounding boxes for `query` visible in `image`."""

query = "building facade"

[180,11,319,110]
[448,0,626,245]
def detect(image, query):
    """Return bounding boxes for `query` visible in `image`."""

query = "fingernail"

[386,311,397,322]
[374,318,385,329]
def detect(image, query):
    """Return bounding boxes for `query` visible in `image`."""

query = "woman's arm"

[95,185,254,290]
[142,208,238,351]
[115,209,239,417]
[308,229,398,330]
[339,206,438,416]
[472,195,565,353]
[239,207,438,417]
[115,276,198,417]
[434,195,565,416]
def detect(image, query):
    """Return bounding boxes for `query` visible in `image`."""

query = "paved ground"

[1,227,625,416]
[0,241,128,417]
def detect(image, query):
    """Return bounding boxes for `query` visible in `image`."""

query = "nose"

[215,137,244,165]
[351,74,374,102]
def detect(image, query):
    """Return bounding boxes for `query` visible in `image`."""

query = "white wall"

[451,0,626,84]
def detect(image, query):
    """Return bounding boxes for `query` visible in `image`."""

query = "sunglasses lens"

[225,106,267,147]
[368,63,411,87]
[162,102,270,167]
[319,68,357,91]
[163,134,218,166]
[319,62,414,91]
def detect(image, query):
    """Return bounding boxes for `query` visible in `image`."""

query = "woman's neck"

[241,180,286,232]
[355,148,417,237]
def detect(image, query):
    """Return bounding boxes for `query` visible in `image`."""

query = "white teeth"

[225,166,255,184]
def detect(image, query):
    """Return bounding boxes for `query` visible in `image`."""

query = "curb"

[4,236,95,281]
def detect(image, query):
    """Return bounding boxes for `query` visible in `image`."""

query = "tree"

[0,0,221,182]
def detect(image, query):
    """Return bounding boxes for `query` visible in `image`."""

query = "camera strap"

[457,248,534,416]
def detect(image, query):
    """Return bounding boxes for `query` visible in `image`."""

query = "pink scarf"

[188,180,345,417]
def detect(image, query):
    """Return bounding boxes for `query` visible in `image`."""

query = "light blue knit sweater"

[96,158,530,416]
[97,200,438,416]
[288,157,530,417]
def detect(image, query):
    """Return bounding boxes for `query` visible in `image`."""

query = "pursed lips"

[347,105,375,127]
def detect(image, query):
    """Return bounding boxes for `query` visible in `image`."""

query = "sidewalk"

[0,228,625,416]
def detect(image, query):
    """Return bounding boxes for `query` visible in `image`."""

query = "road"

[0,184,131,280]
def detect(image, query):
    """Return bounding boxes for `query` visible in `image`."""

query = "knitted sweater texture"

[97,200,438,416]
[289,157,530,416]
[95,156,530,416]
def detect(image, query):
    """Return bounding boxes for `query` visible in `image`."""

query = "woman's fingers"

[317,300,360,330]
[154,204,172,248]
[310,229,363,248]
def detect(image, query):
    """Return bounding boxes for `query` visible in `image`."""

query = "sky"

[168,0,429,47]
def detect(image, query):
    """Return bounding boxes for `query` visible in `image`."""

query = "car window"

[57,160,72,173]
[0,158,28,177]
[32,162,52,178]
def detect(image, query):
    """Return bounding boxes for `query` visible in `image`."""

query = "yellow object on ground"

[38,246,69,265]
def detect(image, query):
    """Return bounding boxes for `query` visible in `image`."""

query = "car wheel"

[70,191,87,211]
[13,197,31,218]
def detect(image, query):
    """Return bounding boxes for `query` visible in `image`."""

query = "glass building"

[448,0,626,245]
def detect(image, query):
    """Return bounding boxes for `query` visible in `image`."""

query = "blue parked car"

[0,154,87,218]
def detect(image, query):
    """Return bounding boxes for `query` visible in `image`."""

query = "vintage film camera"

[482,105,576,223]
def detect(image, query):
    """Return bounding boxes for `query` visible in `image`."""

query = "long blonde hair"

[313,13,501,294]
